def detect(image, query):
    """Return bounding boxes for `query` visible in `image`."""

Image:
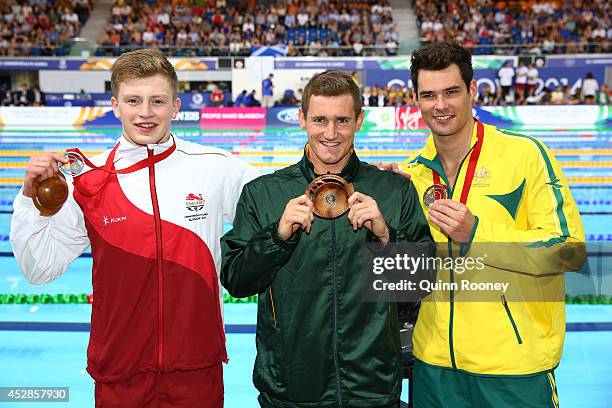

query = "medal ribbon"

[67,136,177,175]
[69,137,177,198]
[431,121,484,205]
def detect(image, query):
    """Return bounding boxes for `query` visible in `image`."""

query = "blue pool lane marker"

[1,322,612,333]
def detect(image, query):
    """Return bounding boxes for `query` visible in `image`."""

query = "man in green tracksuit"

[221,70,432,407]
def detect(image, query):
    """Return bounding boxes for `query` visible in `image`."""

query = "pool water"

[0,127,610,407]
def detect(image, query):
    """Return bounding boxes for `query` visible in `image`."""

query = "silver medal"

[59,151,85,177]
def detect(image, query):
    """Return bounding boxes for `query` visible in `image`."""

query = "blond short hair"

[111,48,178,97]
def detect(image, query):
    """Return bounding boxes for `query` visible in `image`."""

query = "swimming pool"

[0,127,610,407]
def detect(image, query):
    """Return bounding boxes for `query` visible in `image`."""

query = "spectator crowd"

[1,0,609,58]
[97,0,400,57]
[239,80,610,108]
[486,65,610,105]
[0,0,92,56]
[1,84,45,106]
[358,79,610,109]
[415,0,611,55]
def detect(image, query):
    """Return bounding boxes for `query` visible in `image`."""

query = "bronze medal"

[305,174,354,219]
[423,184,447,207]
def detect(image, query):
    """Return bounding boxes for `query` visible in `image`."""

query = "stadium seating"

[0,0,92,57]
[95,0,399,57]
[414,0,610,55]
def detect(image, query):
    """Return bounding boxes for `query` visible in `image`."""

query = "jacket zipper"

[448,241,457,369]
[269,287,278,328]
[148,148,165,370]
[443,148,473,370]
[331,219,342,407]
[501,295,523,344]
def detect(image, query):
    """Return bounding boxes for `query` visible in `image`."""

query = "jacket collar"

[299,144,360,183]
[109,134,177,171]
[416,120,480,176]
[116,134,176,154]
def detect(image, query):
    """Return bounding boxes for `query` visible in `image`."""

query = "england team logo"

[185,193,205,212]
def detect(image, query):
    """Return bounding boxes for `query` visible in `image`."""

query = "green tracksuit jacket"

[221,151,432,408]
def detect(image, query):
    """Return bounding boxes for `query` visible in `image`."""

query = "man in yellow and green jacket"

[399,42,585,407]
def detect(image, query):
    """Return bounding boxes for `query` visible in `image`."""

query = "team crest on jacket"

[473,167,491,187]
[186,193,205,211]
[184,193,208,221]
[476,168,490,181]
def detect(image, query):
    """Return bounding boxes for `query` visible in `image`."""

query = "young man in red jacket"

[11,48,256,407]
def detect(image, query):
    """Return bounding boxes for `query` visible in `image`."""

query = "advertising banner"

[251,46,288,57]
[200,107,266,130]
[395,106,427,130]
[179,92,232,110]
[266,106,300,128]
[267,106,414,131]
[0,106,110,126]
[0,58,216,71]
[364,55,608,98]
[476,105,610,129]
[0,105,607,129]
[275,59,365,70]
[361,107,396,130]
[172,110,202,125]
[45,92,229,110]
[46,93,98,107]
[80,108,201,126]
[364,67,607,98]
[0,107,201,127]
[545,55,612,68]
[262,105,609,130]
[0,59,87,70]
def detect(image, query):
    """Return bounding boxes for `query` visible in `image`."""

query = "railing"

[0,43,73,57]
[90,40,612,57]
[421,40,612,55]
[92,44,397,57]
[0,40,609,58]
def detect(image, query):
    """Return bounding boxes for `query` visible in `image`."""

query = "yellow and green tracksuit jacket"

[401,122,585,376]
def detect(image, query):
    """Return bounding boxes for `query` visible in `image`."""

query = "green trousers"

[413,359,559,408]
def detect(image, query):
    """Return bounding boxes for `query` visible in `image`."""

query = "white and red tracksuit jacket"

[10,135,257,383]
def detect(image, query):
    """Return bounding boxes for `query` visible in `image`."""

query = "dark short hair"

[410,42,473,97]
[301,70,362,119]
